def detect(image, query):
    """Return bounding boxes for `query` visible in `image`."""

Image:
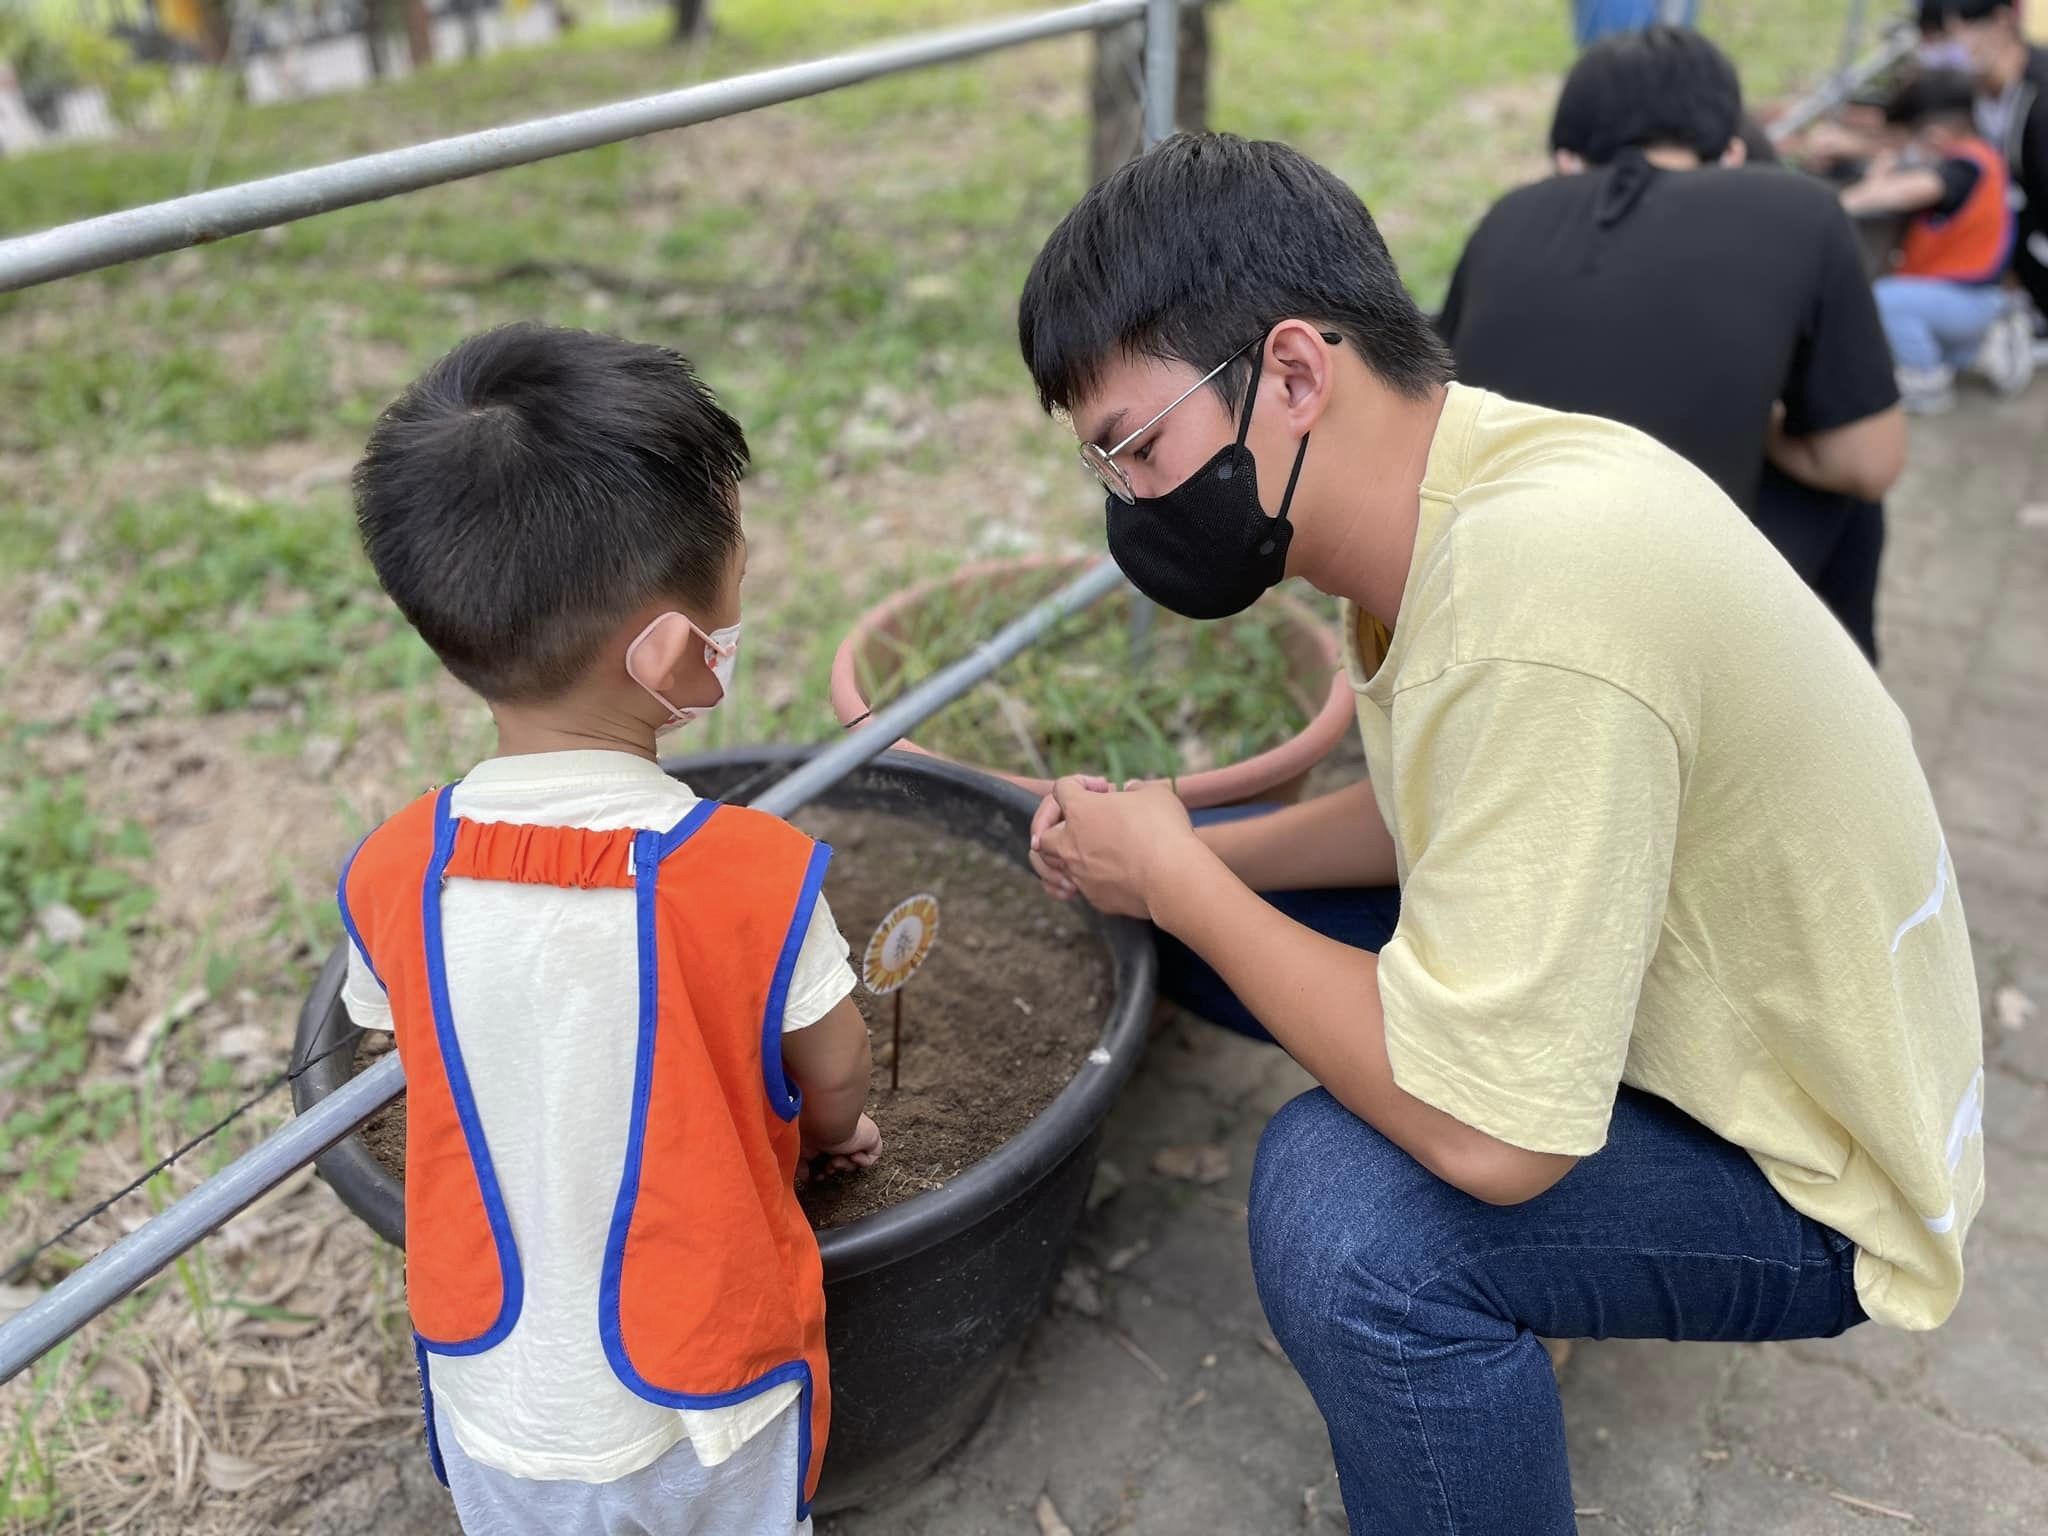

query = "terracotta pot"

[829,555,1353,808]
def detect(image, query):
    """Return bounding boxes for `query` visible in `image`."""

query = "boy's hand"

[805,1114,882,1178]
[1029,774,1113,901]
[1036,776,1201,921]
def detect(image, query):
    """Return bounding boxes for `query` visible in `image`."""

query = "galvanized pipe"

[0,559,1125,1383]
[1124,0,1181,665]
[1768,20,1915,144]
[0,0,1153,294]
[1141,0,1180,148]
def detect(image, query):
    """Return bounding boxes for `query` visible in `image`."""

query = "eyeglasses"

[1076,331,1341,504]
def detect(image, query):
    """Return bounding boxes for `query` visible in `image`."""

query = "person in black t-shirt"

[1439,27,1905,662]
[1943,0,2048,339]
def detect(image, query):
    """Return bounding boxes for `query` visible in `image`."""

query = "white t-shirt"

[340,751,857,1484]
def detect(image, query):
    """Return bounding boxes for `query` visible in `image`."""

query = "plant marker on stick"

[863,893,941,1090]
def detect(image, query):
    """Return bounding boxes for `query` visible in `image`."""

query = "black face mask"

[1104,341,1309,622]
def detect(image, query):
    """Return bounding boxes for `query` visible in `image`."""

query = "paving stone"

[1710,1342,2048,1535]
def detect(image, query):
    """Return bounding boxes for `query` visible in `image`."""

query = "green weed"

[857,569,1314,783]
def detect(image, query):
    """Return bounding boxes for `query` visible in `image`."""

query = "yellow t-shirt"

[1347,384,1983,1331]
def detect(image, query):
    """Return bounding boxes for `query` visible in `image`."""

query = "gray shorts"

[434,1399,813,1536]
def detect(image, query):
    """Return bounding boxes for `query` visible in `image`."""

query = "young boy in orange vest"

[1842,69,2034,411]
[337,323,880,1535]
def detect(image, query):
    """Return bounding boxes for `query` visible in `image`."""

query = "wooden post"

[362,0,392,79]
[1088,3,1209,186]
[403,0,434,69]
[671,0,711,45]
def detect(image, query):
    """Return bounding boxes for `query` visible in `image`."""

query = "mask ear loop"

[1236,331,1311,521]
[1276,431,1311,520]
[1234,339,1269,449]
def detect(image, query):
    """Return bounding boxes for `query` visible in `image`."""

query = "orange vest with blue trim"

[1900,138,2015,284]
[337,784,833,1519]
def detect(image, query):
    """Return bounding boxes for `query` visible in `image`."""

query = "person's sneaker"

[1974,305,2037,398]
[1896,364,1957,415]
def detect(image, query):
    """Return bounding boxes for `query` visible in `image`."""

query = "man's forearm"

[1198,778,1400,893]
[1149,841,1574,1205]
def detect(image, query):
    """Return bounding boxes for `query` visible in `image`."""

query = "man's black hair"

[1549,25,1744,165]
[1016,133,1451,419]
[1886,68,1981,126]
[353,323,748,703]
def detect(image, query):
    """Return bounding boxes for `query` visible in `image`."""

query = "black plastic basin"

[291,747,1156,1515]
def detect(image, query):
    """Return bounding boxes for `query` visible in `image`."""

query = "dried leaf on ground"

[204,1449,278,1494]
[87,1353,155,1419]
[1152,1143,1231,1185]
[36,901,89,947]
[123,986,208,1069]
[213,1023,272,1060]
[1993,984,2037,1032]
[1035,1493,1077,1536]
[300,734,346,780]
[1104,1238,1149,1273]
[1054,1264,1104,1319]
[1086,1158,1126,1210]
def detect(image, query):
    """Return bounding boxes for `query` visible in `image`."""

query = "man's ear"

[1554,148,1588,176]
[1266,319,1337,436]
[1719,135,1749,168]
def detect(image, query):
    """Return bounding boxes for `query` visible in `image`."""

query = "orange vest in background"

[339,786,834,1519]
[1900,138,2015,283]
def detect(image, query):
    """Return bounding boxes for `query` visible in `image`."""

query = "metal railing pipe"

[0,1,1153,294]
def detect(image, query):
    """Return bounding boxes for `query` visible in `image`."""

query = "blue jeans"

[1168,808,1868,1535]
[1572,0,1697,48]
[1874,275,2008,372]
[1157,804,1403,1042]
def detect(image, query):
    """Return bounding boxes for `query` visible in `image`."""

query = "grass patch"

[0,767,156,1216]
[79,484,430,714]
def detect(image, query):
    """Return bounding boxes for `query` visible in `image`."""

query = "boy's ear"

[1719,136,1749,168]
[625,611,692,691]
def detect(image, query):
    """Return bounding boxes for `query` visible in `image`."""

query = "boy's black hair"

[1886,69,1981,127]
[353,324,747,704]
[1549,25,1743,165]
[1938,0,2013,23]
[1016,133,1451,419]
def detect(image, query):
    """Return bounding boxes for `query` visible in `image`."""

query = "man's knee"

[1249,1089,1440,1342]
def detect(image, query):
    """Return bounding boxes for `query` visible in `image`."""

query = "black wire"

[0,1026,365,1287]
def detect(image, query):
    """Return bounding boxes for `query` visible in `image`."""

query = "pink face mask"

[625,612,741,730]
